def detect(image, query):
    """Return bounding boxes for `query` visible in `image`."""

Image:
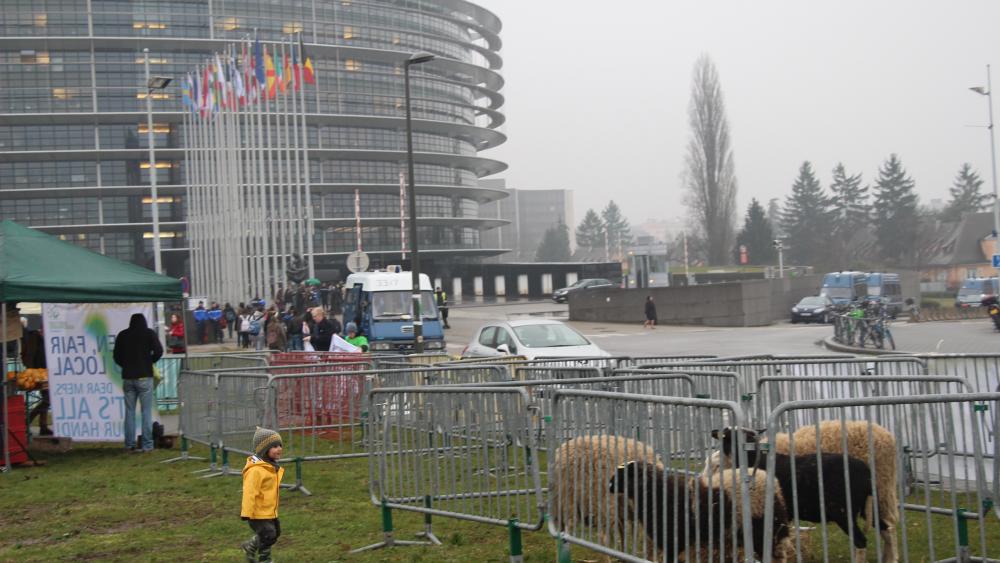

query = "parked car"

[790,295,834,324]
[955,277,999,308]
[551,278,615,303]
[461,319,611,360]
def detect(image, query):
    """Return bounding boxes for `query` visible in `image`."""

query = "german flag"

[300,35,316,85]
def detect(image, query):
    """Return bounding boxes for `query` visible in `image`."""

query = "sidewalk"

[825,319,999,354]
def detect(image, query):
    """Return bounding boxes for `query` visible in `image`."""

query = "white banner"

[43,303,153,441]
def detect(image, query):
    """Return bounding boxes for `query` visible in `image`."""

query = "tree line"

[680,54,992,270]
[535,200,633,262]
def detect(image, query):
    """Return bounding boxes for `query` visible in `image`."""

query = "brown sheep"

[549,435,661,560]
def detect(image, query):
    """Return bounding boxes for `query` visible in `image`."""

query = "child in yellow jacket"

[241,427,285,563]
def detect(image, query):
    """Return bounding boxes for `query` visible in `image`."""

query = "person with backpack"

[265,307,286,351]
[238,307,252,349]
[223,303,237,341]
[249,309,264,351]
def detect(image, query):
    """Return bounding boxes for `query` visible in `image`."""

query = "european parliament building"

[0,0,507,280]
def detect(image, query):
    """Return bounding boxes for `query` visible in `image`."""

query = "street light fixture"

[143,48,171,340]
[404,52,435,353]
[969,64,1000,248]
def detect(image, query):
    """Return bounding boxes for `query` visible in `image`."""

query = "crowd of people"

[166,281,365,353]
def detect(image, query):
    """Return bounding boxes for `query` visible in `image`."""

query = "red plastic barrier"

[268,352,372,429]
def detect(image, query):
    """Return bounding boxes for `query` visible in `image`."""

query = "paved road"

[446,303,832,357]
[446,303,1000,356]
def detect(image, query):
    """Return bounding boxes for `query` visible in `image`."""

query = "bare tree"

[682,55,738,265]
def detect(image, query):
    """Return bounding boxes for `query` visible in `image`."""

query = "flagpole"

[264,44,281,299]
[297,33,316,279]
[242,40,261,302]
[255,37,273,301]
[181,79,197,294]
[286,36,305,272]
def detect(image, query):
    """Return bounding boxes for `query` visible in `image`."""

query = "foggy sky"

[475,0,1000,235]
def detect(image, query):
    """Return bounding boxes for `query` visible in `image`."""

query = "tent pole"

[2,301,10,473]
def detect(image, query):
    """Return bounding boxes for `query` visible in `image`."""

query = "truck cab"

[341,271,445,353]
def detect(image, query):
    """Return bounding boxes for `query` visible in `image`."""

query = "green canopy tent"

[0,220,181,303]
[0,220,183,470]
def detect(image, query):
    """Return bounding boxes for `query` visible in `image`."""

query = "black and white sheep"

[549,435,661,559]
[713,427,887,562]
[610,460,794,562]
[705,421,899,562]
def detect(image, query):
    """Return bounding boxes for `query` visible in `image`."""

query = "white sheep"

[706,421,899,562]
[549,435,660,560]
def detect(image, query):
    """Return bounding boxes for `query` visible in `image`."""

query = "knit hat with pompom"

[252,426,282,458]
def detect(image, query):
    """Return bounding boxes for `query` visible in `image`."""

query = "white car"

[461,319,611,360]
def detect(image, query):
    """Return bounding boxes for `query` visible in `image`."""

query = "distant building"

[479,180,575,261]
[922,211,998,291]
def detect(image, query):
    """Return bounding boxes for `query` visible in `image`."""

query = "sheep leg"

[879,524,898,563]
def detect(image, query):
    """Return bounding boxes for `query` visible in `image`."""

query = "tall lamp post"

[970,64,1000,250]
[143,48,171,336]
[404,52,435,353]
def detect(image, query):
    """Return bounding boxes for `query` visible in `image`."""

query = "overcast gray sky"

[475,0,1000,234]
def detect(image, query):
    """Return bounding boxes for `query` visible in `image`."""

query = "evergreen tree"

[940,163,990,223]
[781,161,834,266]
[601,200,633,258]
[829,163,869,234]
[828,163,870,266]
[733,198,776,265]
[574,209,605,252]
[535,222,572,262]
[872,154,919,265]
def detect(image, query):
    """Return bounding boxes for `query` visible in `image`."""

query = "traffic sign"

[347,251,370,273]
[993,254,1000,268]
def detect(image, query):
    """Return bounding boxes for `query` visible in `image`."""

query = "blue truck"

[820,271,868,306]
[341,270,446,353]
[865,272,904,316]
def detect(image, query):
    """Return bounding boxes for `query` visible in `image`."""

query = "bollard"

[508,519,523,563]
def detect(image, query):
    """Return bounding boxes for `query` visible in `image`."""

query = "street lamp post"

[143,48,171,337]
[970,64,1000,251]
[404,52,435,353]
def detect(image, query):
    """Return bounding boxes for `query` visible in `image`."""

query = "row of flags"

[180,35,316,118]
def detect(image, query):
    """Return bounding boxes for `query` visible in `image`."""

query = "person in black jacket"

[643,296,657,329]
[309,307,341,352]
[113,313,163,453]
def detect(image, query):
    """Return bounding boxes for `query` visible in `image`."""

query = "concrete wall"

[569,275,822,327]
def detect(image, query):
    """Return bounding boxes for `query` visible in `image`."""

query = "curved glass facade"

[0,0,506,275]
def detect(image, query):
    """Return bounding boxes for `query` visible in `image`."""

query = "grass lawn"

[2,441,998,562]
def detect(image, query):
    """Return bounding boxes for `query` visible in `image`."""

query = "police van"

[341,269,445,353]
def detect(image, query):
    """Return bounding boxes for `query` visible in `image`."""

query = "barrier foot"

[556,535,572,563]
[192,444,220,475]
[282,458,313,496]
[934,508,1000,563]
[508,519,523,563]
[349,500,432,553]
[414,495,442,545]
[162,436,206,464]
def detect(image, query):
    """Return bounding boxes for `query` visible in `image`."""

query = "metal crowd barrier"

[184,352,269,372]
[614,368,741,402]
[548,389,751,562]
[747,375,977,428]
[758,393,1000,563]
[911,353,1000,395]
[638,357,928,398]
[356,386,544,561]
